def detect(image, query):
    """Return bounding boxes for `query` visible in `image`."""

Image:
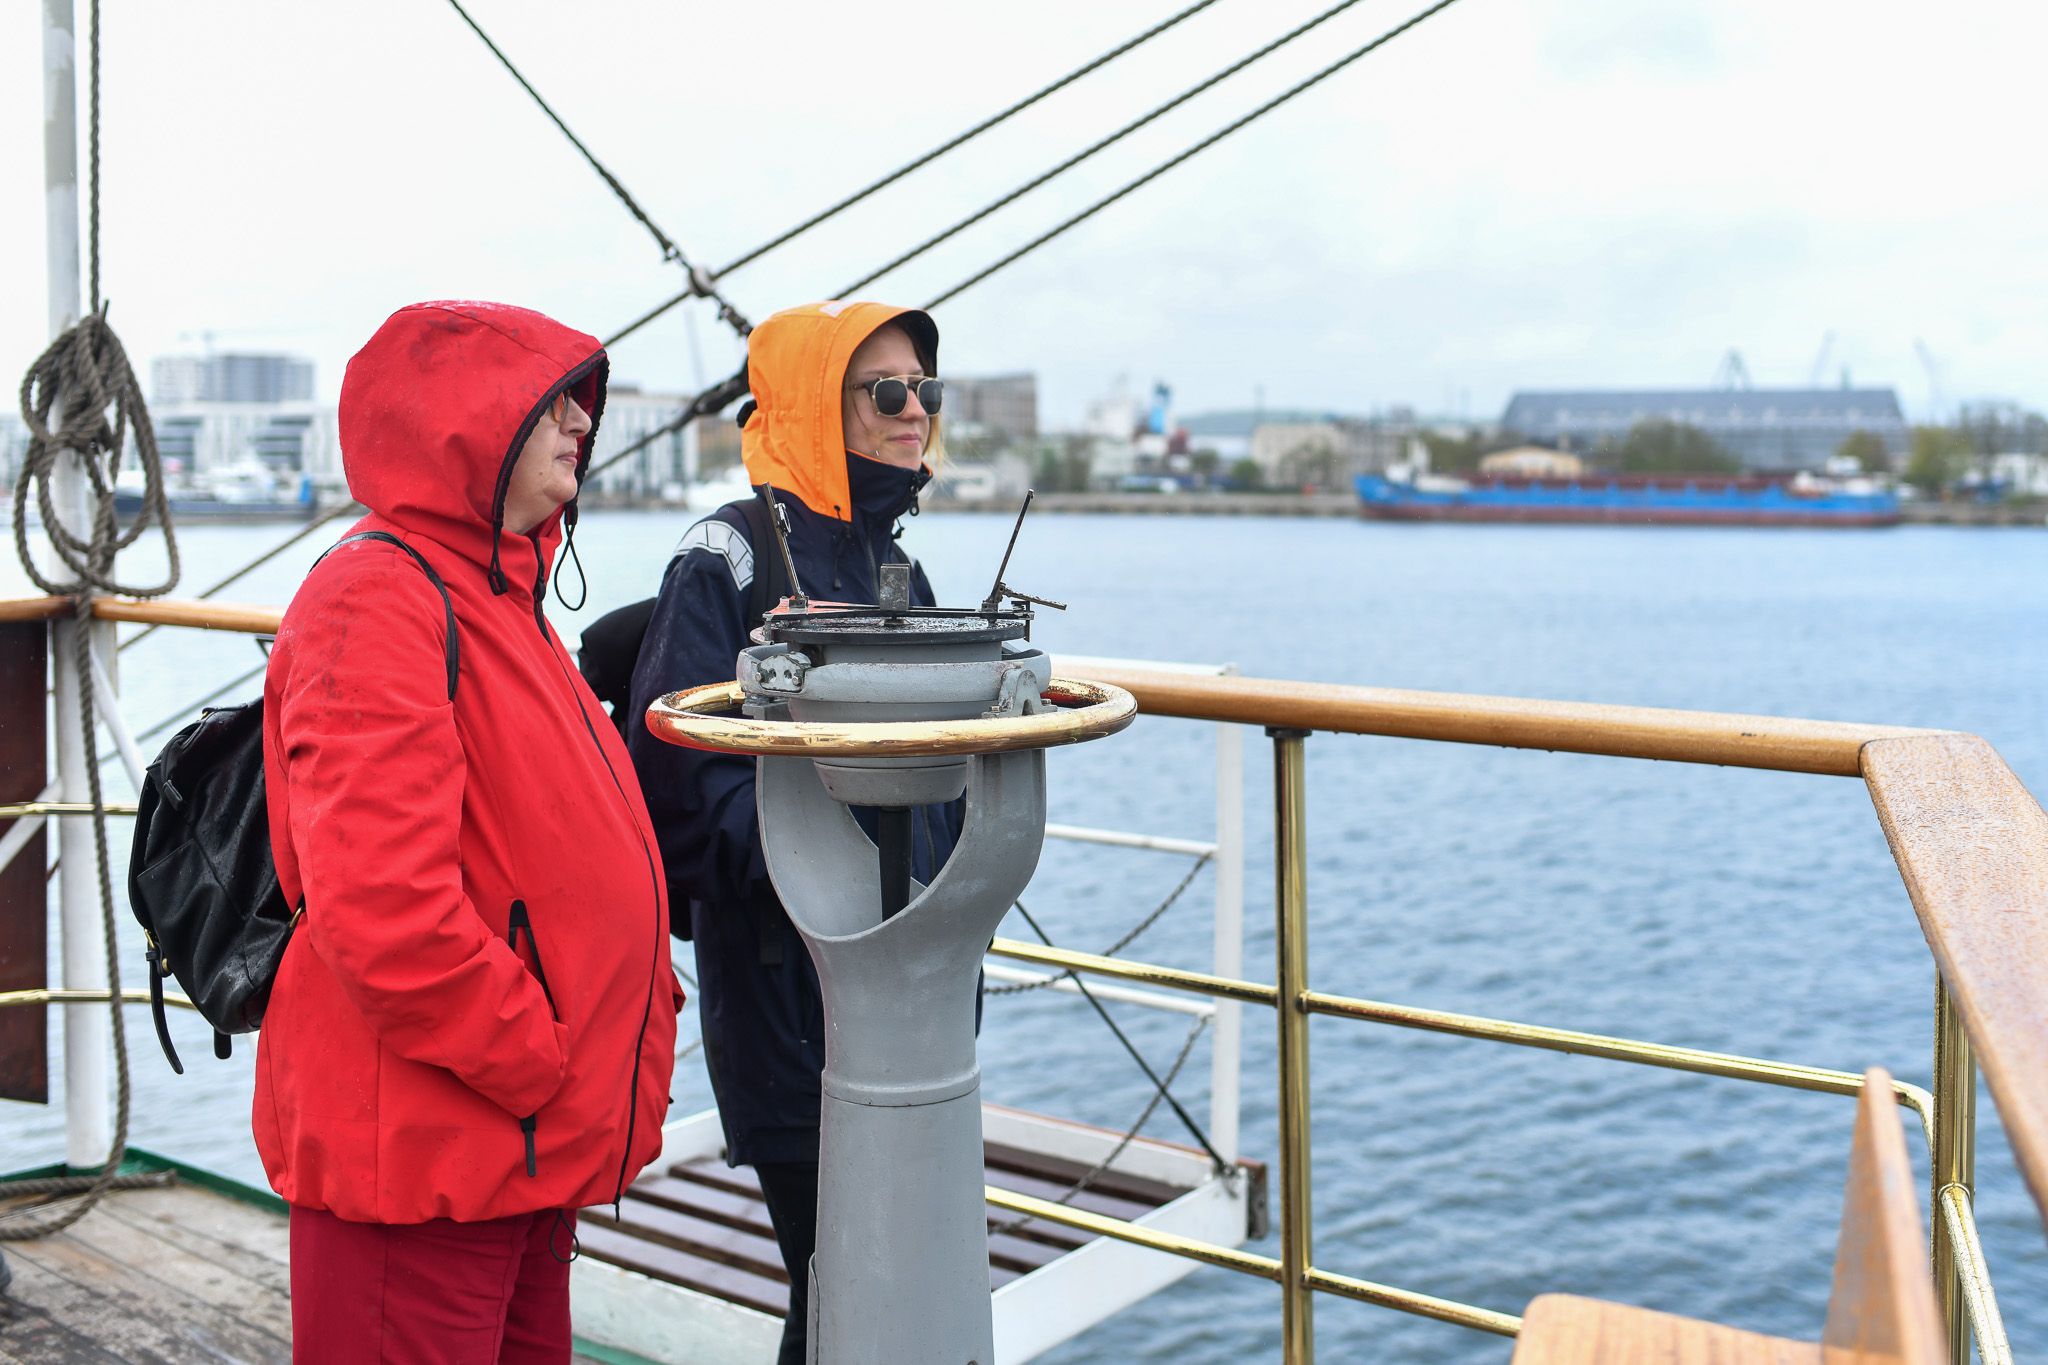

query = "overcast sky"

[4,0,2042,428]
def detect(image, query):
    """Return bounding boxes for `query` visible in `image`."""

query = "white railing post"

[45,0,109,1170]
[53,615,108,1168]
[1210,668,1245,1164]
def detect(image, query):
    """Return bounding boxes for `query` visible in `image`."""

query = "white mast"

[43,0,110,1169]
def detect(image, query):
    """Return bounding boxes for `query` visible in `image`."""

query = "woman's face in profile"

[841,324,931,469]
[504,392,592,534]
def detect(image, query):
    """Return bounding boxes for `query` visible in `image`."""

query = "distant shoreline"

[554,490,2048,525]
[912,492,2048,526]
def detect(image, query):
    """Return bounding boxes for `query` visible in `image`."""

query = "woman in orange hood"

[618,301,962,1365]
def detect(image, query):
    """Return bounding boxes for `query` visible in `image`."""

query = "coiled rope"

[1,0,180,1239]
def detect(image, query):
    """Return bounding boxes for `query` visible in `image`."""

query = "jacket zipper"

[508,898,560,1178]
[536,626,665,1211]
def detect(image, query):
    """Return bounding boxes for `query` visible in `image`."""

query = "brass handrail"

[986,937,1938,1142]
[0,802,139,819]
[1938,1183,2013,1365]
[981,1186,1524,1338]
[0,987,197,1011]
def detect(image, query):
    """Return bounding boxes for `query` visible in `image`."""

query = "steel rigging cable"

[720,0,1223,278]
[836,0,1375,300]
[925,0,1465,309]
[600,1,1464,469]
[443,0,753,337]
[605,0,1229,350]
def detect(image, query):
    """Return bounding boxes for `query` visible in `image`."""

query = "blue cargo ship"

[1355,470,1900,527]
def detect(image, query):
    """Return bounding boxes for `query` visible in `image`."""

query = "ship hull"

[1355,475,1901,527]
[113,491,317,523]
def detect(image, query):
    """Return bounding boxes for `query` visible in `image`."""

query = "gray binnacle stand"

[742,591,1055,1365]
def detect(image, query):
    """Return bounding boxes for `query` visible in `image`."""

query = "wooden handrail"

[1080,665,1934,776]
[91,596,284,634]
[0,599,1942,774]
[1864,733,2048,1224]
[0,596,72,623]
[0,595,284,634]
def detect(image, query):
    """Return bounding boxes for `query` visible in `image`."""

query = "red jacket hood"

[340,300,608,597]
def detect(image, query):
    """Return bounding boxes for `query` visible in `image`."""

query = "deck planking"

[0,1182,612,1364]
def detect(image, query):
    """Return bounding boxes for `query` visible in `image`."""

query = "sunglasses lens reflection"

[871,378,909,416]
[867,377,943,417]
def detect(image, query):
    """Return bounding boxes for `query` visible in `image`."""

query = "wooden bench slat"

[576,1221,792,1319]
[585,1200,791,1284]
[626,1173,781,1242]
[982,1140,1189,1207]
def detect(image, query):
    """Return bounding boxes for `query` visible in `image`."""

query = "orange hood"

[740,300,938,522]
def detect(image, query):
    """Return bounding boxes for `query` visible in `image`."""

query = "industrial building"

[1501,388,1907,471]
[943,373,1038,441]
[151,352,315,405]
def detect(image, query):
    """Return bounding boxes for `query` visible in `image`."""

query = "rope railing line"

[987,851,1211,996]
[926,0,1466,310]
[120,500,360,652]
[607,0,1229,351]
[989,1014,1209,1237]
[838,0,1373,300]
[1011,902,1227,1173]
[443,0,752,338]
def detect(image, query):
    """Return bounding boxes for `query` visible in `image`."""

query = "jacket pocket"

[508,899,557,1177]
[506,900,560,1020]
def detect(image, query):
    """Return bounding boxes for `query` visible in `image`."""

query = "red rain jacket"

[256,301,679,1224]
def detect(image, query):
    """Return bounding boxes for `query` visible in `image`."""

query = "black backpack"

[128,531,459,1072]
[578,490,789,738]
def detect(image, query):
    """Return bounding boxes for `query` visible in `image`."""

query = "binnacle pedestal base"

[645,595,1134,1365]
[759,745,1047,1365]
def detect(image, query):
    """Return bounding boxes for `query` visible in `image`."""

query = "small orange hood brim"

[741,301,938,522]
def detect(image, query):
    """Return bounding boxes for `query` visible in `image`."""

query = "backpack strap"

[143,931,183,1075]
[736,490,790,637]
[318,531,461,701]
[734,491,792,965]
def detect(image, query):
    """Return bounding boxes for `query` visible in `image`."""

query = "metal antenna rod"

[980,490,1035,613]
[762,484,809,609]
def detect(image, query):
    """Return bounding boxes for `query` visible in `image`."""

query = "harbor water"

[5,510,2045,1362]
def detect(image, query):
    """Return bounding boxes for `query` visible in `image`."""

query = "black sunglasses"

[850,374,943,418]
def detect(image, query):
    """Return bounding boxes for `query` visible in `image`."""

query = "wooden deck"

[1,1179,293,1364]
[0,1116,1260,1365]
[0,1179,615,1365]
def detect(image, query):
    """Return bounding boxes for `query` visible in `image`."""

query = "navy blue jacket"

[625,454,962,1165]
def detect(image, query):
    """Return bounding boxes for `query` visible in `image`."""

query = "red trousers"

[290,1204,575,1363]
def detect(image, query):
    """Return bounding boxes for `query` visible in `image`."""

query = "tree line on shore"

[933,403,2048,498]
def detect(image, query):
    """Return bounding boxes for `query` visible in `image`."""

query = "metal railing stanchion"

[1932,971,1976,1365]
[1269,726,1314,1364]
[1210,711,1245,1163]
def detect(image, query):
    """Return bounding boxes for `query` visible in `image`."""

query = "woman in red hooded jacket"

[259,301,681,1362]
